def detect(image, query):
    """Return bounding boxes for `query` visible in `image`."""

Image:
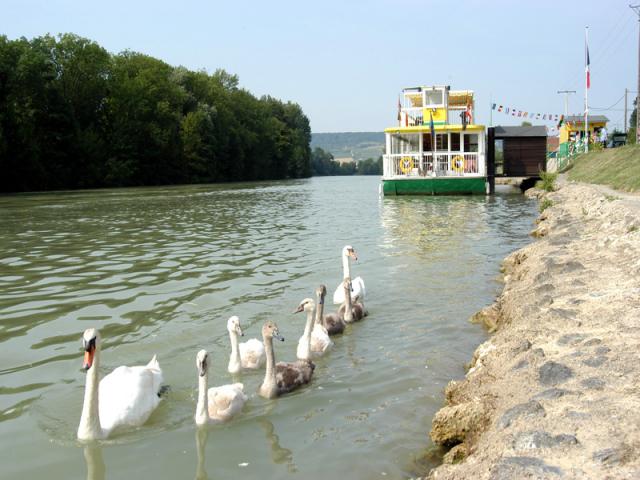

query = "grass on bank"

[567,144,640,192]
[535,171,558,192]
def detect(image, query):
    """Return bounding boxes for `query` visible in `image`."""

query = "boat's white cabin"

[383,85,486,179]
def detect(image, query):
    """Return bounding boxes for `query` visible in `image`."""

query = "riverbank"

[426,181,640,479]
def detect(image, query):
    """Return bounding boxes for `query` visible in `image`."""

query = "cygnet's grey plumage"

[259,321,315,399]
[316,284,345,335]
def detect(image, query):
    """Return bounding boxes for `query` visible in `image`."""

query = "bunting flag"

[490,102,564,123]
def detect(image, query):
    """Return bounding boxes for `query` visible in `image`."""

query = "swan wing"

[207,383,247,421]
[333,277,365,304]
[352,277,366,301]
[276,361,314,394]
[98,359,163,434]
[239,338,265,369]
[311,324,333,356]
[332,282,345,305]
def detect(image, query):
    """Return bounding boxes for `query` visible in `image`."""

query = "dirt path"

[425,181,640,479]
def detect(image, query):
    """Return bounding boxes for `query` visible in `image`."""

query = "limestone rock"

[538,361,574,386]
[430,401,486,446]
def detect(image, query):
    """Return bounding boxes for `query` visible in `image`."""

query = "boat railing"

[383,152,480,177]
[399,108,472,127]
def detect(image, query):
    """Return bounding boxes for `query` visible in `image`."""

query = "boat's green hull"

[382,177,487,195]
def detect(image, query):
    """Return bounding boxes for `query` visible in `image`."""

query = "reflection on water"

[195,427,209,480]
[260,419,297,473]
[0,177,538,479]
[83,443,105,480]
[380,196,491,258]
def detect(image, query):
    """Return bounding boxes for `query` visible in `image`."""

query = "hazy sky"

[2,0,637,132]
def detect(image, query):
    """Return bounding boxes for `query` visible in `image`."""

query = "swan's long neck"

[261,336,277,398]
[78,348,103,440]
[315,293,325,326]
[344,285,354,323]
[342,252,351,279]
[195,369,209,425]
[228,330,241,371]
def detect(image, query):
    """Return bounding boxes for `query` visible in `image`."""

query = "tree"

[0,34,313,192]
[521,121,532,127]
[629,99,637,145]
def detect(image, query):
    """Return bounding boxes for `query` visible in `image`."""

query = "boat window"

[424,88,444,107]
[436,133,448,151]
[423,133,432,151]
[463,133,478,152]
[450,133,461,151]
[391,134,419,154]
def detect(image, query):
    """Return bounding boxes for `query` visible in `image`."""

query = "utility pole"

[557,90,576,117]
[625,88,628,133]
[632,4,640,143]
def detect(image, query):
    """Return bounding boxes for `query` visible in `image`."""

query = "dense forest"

[0,34,311,192]
[311,147,382,176]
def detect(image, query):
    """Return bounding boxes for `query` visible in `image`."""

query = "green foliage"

[539,198,553,213]
[0,34,312,192]
[521,121,532,127]
[535,170,558,192]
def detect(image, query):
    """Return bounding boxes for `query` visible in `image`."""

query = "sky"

[2,0,638,133]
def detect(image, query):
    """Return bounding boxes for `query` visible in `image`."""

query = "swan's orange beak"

[83,346,95,371]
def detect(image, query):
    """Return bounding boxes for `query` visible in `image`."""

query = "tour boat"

[382,85,487,195]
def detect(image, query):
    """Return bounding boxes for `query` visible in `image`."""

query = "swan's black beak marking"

[293,305,304,314]
[198,357,207,377]
[83,337,96,352]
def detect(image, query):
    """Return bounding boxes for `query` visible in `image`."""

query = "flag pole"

[585,26,589,153]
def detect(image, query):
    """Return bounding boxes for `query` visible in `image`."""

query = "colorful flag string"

[491,103,563,124]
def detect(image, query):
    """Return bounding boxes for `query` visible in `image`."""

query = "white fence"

[383,153,481,177]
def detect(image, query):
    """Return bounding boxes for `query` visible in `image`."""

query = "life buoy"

[452,155,465,173]
[399,156,415,174]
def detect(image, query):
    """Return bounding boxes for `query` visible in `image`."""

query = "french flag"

[586,38,591,89]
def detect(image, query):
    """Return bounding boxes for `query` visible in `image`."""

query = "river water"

[0,176,537,479]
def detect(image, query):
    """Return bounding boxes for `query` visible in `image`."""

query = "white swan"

[295,296,332,358]
[259,321,315,399]
[195,349,247,425]
[332,245,366,305]
[227,315,265,373]
[77,328,164,440]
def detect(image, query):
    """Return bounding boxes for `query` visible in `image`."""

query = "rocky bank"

[427,182,640,479]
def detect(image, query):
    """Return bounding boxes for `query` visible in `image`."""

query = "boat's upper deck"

[395,85,476,128]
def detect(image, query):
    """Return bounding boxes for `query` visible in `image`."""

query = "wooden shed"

[490,125,547,177]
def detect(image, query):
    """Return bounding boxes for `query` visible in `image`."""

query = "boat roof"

[384,124,485,134]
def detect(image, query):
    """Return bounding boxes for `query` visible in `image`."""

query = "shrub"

[536,171,558,192]
[539,198,553,213]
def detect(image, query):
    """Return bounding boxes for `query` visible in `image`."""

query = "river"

[0,176,537,479]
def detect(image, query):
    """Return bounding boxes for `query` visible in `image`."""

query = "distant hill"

[311,132,384,162]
